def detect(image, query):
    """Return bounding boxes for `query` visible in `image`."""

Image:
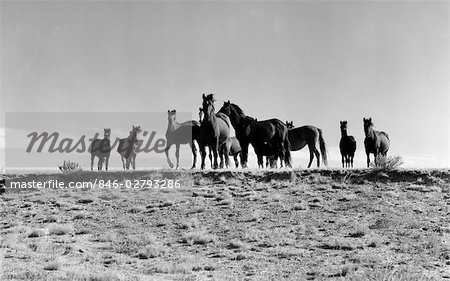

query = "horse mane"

[204,94,215,103]
[230,103,245,115]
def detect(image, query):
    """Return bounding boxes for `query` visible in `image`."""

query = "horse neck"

[129,131,138,142]
[203,107,216,123]
[341,130,348,138]
[167,118,180,131]
[365,126,375,138]
[229,107,247,128]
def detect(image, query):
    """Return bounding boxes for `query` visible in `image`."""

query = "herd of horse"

[89,94,390,171]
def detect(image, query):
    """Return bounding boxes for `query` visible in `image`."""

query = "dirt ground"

[1,169,449,280]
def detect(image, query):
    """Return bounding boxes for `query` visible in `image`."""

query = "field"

[1,168,449,280]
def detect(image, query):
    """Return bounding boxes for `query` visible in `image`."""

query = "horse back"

[167,122,200,144]
[250,118,286,142]
[376,131,390,153]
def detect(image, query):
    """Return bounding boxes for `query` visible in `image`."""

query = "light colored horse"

[165,110,201,169]
[363,117,390,167]
[200,94,231,169]
[199,107,242,168]
[117,126,141,170]
[90,128,111,171]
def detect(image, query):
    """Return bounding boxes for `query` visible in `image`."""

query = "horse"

[89,128,111,171]
[285,121,327,168]
[363,117,390,167]
[165,110,201,169]
[199,94,231,169]
[200,107,242,168]
[218,101,291,168]
[339,121,357,168]
[117,126,141,170]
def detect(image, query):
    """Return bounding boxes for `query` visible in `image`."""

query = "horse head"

[103,128,111,139]
[131,125,142,141]
[167,109,177,123]
[218,100,232,116]
[202,93,216,118]
[363,117,373,136]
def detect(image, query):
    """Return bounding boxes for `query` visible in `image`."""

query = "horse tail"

[318,128,328,166]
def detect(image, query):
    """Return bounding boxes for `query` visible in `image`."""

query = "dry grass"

[1,169,449,280]
[47,223,73,236]
[181,230,216,245]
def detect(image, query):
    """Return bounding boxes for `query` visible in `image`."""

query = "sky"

[0,1,449,170]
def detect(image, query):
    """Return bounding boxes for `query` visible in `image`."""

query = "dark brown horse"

[165,110,201,169]
[363,117,390,167]
[339,121,357,168]
[89,128,111,171]
[117,126,141,170]
[200,94,231,169]
[218,101,291,168]
[286,121,327,168]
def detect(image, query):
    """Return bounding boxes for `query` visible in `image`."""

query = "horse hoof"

[168,163,174,169]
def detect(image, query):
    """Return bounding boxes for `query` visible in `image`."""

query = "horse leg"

[366,151,371,168]
[208,147,213,168]
[218,144,225,169]
[121,156,126,169]
[105,156,109,171]
[125,157,129,170]
[341,154,345,168]
[307,146,314,168]
[199,142,207,170]
[233,154,239,168]
[132,154,136,170]
[91,154,95,171]
[98,157,103,171]
[164,143,174,169]
[313,147,320,168]
[211,139,219,169]
[224,142,230,169]
[189,141,197,169]
[175,144,180,169]
[241,142,249,168]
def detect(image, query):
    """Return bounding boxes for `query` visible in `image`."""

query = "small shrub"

[28,229,45,238]
[58,160,82,173]
[370,155,403,171]
[137,244,167,259]
[44,262,59,271]
[48,224,73,236]
[181,230,216,245]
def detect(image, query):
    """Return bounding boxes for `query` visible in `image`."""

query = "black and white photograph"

[0,0,449,280]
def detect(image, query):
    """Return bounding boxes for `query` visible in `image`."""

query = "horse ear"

[173,110,176,113]
[227,100,230,104]
[368,117,372,122]
[167,110,170,113]
[202,93,206,99]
